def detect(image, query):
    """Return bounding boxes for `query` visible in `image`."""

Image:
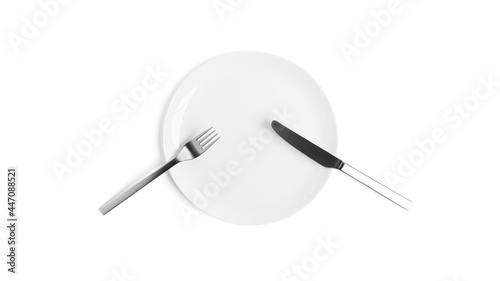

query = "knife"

[271,120,413,210]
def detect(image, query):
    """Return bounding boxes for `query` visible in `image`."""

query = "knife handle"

[340,163,413,210]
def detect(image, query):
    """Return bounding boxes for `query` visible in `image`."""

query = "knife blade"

[271,120,413,210]
[271,120,344,169]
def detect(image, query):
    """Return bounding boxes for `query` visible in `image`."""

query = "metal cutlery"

[99,127,219,215]
[271,120,413,210]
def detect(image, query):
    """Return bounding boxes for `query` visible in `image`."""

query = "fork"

[99,127,219,215]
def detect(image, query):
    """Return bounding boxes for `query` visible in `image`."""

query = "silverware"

[99,127,220,215]
[271,120,413,210]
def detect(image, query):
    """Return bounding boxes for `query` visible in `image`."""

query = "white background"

[1,0,500,281]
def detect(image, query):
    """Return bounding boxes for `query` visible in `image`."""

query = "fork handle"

[340,163,413,210]
[99,159,178,215]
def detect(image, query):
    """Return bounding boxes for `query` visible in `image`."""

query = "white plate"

[161,51,337,225]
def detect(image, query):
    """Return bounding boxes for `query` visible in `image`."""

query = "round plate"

[161,51,337,225]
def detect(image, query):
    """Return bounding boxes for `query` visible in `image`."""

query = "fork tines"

[198,127,220,149]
